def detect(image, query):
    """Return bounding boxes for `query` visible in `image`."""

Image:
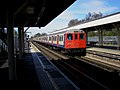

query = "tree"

[34,32,47,37]
[68,12,103,27]
[68,19,79,27]
[34,33,41,37]
[41,33,47,36]
[85,12,92,21]
[86,12,103,21]
[88,31,98,37]
[103,29,117,36]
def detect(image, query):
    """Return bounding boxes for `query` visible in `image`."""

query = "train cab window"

[80,33,84,39]
[67,34,72,40]
[75,34,78,40]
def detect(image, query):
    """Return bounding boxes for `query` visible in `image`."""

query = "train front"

[64,29,86,56]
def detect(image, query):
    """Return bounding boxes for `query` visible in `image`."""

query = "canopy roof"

[0,0,75,27]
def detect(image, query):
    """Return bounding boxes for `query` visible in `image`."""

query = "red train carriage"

[64,30,86,56]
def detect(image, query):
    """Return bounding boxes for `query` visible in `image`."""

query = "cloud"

[70,0,119,15]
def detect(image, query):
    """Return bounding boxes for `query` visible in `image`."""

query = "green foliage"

[34,33,41,37]
[34,33,47,37]
[68,19,79,27]
[88,29,117,37]
[103,29,117,36]
[88,31,97,37]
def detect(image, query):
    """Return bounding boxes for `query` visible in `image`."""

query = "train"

[33,29,86,56]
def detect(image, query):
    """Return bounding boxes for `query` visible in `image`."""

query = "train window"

[59,35,63,41]
[46,37,48,41]
[49,37,51,40]
[67,34,72,40]
[59,36,61,41]
[75,34,78,39]
[57,36,59,41]
[80,34,84,39]
[55,36,56,41]
[61,35,63,41]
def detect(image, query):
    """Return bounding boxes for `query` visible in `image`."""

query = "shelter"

[0,0,76,80]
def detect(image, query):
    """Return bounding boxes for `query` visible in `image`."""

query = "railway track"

[32,41,120,90]
[85,50,120,72]
[86,50,120,61]
[51,58,111,90]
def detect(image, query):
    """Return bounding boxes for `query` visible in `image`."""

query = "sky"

[26,0,120,37]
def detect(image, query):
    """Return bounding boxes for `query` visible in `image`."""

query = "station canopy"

[0,0,75,28]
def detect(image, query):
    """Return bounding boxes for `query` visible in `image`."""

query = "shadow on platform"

[0,53,41,90]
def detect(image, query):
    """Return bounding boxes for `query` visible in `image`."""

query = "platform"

[87,47,120,55]
[0,53,40,90]
[0,44,79,90]
[31,43,79,90]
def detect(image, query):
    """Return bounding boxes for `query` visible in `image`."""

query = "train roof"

[66,29,84,33]
[49,29,84,35]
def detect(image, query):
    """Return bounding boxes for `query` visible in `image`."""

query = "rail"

[51,58,110,90]
[86,50,120,61]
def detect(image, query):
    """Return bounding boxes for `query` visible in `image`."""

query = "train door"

[65,33,74,49]
[74,33,79,48]
[59,34,64,48]
[54,36,57,46]
[57,35,59,47]
[79,33,86,48]
[52,36,53,45]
